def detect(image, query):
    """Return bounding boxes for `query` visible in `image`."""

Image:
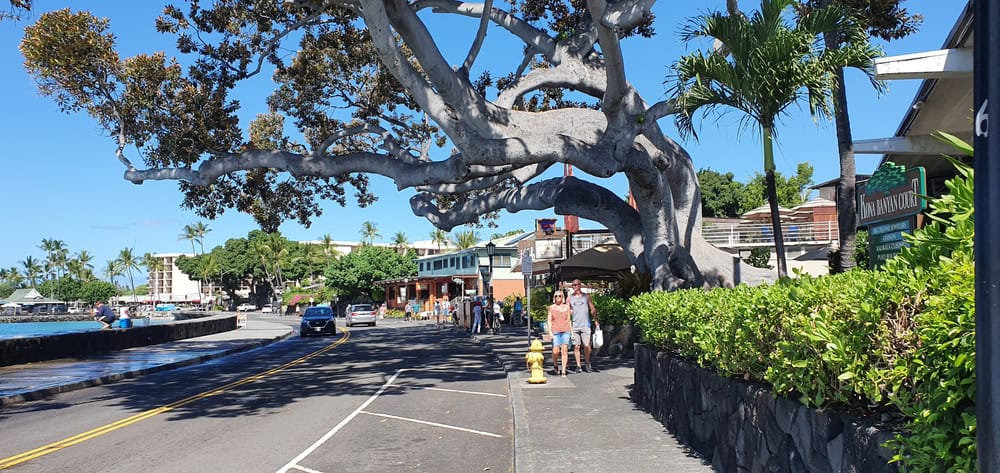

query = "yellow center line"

[0,328,351,470]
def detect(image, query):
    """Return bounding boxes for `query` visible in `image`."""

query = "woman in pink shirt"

[547,291,572,377]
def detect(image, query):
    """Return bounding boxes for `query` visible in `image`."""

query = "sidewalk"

[464,324,714,473]
[0,319,292,407]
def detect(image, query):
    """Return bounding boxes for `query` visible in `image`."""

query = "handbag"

[592,326,604,349]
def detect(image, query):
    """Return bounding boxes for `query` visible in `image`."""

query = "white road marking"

[275,370,403,473]
[359,410,503,438]
[386,383,506,397]
[288,464,325,473]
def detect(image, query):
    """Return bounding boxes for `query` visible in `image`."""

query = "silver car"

[345,303,377,327]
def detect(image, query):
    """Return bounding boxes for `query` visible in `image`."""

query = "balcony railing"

[701,221,839,248]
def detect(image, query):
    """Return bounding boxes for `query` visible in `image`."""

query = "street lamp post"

[485,241,496,334]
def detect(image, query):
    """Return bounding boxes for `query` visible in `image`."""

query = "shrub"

[591,294,629,325]
[630,141,975,470]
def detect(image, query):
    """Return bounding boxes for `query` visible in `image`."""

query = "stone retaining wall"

[632,344,898,473]
[0,313,236,367]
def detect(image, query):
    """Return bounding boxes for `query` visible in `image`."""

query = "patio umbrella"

[559,245,632,281]
[741,204,794,221]
[791,197,836,218]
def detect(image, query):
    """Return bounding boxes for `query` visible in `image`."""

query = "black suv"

[300,306,336,337]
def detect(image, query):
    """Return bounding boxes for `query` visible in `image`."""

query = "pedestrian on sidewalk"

[433,301,442,326]
[404,302,413,321]
[513,296,523,326]
[568,279,599,373]
[470,299,483,334]
[547,290,572,377]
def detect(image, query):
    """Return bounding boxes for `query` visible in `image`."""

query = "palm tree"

[671,0,878,277]
[199,253,221,306]
[359,221,381,245]
[430,229,449,251]
[452,230,481,250]
[191,221,211,254]
[797,1,911,271]
[73,250,95,281]
[117,248,141,302]
[253,233,290,304]
[4,267,24,289]
[20,256,42,289]
[103,259,122,298]
[142,253,165,304]
[320,233,340,259]
[179,222,211,255]
[392,232,409,254]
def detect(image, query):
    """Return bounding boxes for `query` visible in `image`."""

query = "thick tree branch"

[358,0,463,139]
[122,148,473,188]
[384,0,489,125]
[411,176,644,258]
[458,0,493,75]
[494,60,606,108]
[586,0,627,116]
[600,0,654,31]
[413,0,556,59]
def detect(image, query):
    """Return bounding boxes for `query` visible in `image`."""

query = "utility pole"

[975,0,999,470]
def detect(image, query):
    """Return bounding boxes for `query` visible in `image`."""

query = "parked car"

[35,306,50,315]
[300,306,336,337]
[260,304,274,314]
[236,303,257,312]
[67,307,82,314]
[345,303,377,327]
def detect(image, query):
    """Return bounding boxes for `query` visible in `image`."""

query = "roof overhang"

[852,2,975,181]
[874,48,973,80]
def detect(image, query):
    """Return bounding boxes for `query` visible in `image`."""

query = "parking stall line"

[275,369,403,473]
[358,410,503,438]
[386,384,506,397]
[288,464,325,473]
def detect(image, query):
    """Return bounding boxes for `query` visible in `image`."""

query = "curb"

[460,328,530,473]
[0,329,293,408]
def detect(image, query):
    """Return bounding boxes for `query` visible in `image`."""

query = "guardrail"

[701,221,838,248]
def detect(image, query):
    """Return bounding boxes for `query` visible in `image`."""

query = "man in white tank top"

[568,279,600,373]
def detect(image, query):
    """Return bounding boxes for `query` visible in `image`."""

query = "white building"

[147,253,203,303]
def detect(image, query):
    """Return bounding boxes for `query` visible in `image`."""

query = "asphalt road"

[0,317,512,473]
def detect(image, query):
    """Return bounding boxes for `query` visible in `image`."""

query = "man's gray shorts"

[571,327,592,346]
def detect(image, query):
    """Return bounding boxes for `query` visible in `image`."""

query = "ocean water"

[0,319,166,339]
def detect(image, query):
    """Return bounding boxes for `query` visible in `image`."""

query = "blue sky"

[0,0,966,279]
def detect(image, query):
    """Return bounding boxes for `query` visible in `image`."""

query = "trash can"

[119,318,133,328]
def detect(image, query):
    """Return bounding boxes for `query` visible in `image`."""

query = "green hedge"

[631,150,975,471]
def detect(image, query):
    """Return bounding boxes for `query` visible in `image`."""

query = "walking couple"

[546,279,599,377]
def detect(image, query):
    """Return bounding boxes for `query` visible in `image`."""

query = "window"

[433,260,443,270]
[419,262,425,271]
[495,254,512,267]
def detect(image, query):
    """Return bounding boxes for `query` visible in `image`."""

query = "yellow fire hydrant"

[525,338,548,384]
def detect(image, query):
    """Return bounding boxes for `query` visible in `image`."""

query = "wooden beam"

[874,48,974,80]
[853,135,972,156]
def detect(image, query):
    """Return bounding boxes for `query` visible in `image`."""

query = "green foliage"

[325,245,416,302]
[698,164,815,218]
[631,147,976,470]
[78,280,117,305]
[743,248,772,269]
[697,169,746,218]
[591,293,630,326]
[744,163,816,209]
[501,293,523,318]
[827,229,869,272]
[0,282,13,299]
[529,286,553,322]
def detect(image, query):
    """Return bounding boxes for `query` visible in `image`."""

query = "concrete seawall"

[0,313,238,367]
